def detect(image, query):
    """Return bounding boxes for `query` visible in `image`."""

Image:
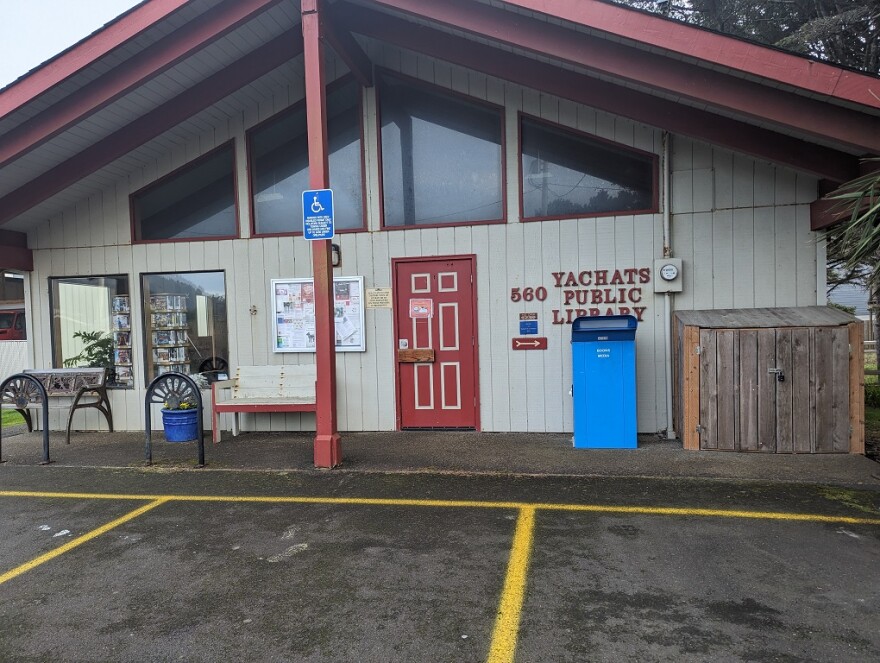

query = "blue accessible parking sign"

[302,189,334,240]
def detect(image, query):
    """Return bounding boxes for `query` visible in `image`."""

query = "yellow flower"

[164,399,196,410]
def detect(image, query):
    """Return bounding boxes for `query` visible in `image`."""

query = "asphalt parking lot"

[1,465,878,662]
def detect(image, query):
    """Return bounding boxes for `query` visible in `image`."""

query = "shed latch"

[768,367,785,382]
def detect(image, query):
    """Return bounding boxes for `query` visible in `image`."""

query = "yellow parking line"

[0,491,162,500]
[1,490,878,525]
[547,503,880,525]
[0,498,168,587]
[487,507,536,663]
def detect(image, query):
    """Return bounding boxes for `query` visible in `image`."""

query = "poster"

[409,298,433,319]
[271,276,365,353]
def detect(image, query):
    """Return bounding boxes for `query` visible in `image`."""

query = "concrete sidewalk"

[1,427,879,487]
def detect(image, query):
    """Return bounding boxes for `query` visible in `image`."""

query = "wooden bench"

[1,367,113,444]
[211,365,316,443]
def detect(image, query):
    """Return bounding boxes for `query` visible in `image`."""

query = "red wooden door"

[394,257,478,429]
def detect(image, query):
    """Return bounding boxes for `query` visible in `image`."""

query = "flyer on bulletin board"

[271,276,365,352]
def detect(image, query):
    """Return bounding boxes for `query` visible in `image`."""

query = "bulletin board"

[271,276,365,353]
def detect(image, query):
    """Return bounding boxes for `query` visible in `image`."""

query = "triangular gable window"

[521,116,656,221]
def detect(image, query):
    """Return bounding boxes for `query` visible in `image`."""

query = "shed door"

[393,257,478,430]
[698,327,850,453]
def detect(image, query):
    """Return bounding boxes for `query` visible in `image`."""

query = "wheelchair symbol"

[310,194,325,214]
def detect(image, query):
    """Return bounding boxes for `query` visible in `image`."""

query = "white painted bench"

[1,367,113,444]
[211,365,316,443]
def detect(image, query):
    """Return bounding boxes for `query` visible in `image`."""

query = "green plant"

[163,398,196,411]
[866,384,880,409]
[827,301,856,315]
[866,384,880,408]
[63,330,113,368]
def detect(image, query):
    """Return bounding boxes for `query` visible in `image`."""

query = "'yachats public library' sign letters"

[511,268,652,324]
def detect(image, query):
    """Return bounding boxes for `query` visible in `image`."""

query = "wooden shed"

[673,307,864,454]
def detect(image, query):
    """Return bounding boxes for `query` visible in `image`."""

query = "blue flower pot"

[161,408,199,442]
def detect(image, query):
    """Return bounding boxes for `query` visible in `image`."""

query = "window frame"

[139,270,229,383]
[48,273,131,388]
[129,140,240,244]
[375,68,508,231]
[246,76,367,238]
[518,112,659,223]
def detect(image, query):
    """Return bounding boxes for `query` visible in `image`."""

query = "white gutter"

[662,132,676,440]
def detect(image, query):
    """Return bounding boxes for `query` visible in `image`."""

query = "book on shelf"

[112,296,130,313]
[114,366,132,382]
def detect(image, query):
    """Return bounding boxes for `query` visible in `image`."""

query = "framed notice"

[271,276,365,353]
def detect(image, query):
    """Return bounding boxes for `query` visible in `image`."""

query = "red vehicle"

[0,308,26,341]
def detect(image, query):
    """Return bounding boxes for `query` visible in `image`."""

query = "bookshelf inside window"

[111,295,133,387]
[148,294,190,377]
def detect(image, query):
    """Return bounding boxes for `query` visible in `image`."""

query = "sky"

[0,0,143,89]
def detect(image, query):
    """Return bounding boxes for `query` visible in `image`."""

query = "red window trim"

[518,111,660,223]
[130,140,240,244]
[245,74,368,238]
[374,67,508,231]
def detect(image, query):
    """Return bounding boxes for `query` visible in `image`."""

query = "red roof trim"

[502,0,880,110]
[364,0,880,154]
[0,0,284,171]
[0,230,32,271]
[340,2,859,182]
[0,31,303,226]
[0,0,193,118]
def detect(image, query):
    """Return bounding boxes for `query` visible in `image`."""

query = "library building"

[0,0,877,465]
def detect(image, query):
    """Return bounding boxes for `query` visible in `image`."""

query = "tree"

[824,163,880,342]
[616,1,880,331]
[613,1,880,73]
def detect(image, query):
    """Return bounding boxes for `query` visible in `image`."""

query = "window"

[520,116,656,220]
[1,272,24,301]
[50,276,131,388]
[378,73,504,227]
[250,81,364,234]
[132,143,237,241]
[141,271,228,383]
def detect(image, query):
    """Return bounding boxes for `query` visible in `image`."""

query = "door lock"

[768,367,785,382]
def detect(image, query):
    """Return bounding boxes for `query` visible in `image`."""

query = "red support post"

[302,0,341,468]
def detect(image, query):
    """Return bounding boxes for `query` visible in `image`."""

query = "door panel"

[394,257,477,429]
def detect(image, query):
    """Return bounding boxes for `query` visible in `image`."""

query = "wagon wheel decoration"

[1,375,42,409]
[198,356,228,376]
[148,373,199,410]
[144,371,205,467]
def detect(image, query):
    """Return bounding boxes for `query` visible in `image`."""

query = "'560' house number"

[509,286,548,302]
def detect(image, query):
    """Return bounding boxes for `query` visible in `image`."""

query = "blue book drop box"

[571,315,638,448]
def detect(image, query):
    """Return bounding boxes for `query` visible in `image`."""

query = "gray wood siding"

[21,44,820,435]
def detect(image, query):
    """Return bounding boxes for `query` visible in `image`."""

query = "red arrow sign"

[512,337,548,350]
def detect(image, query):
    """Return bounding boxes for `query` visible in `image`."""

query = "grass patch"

[1,410,25,427]
[866,350,877,385]
[818,486,880,516]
